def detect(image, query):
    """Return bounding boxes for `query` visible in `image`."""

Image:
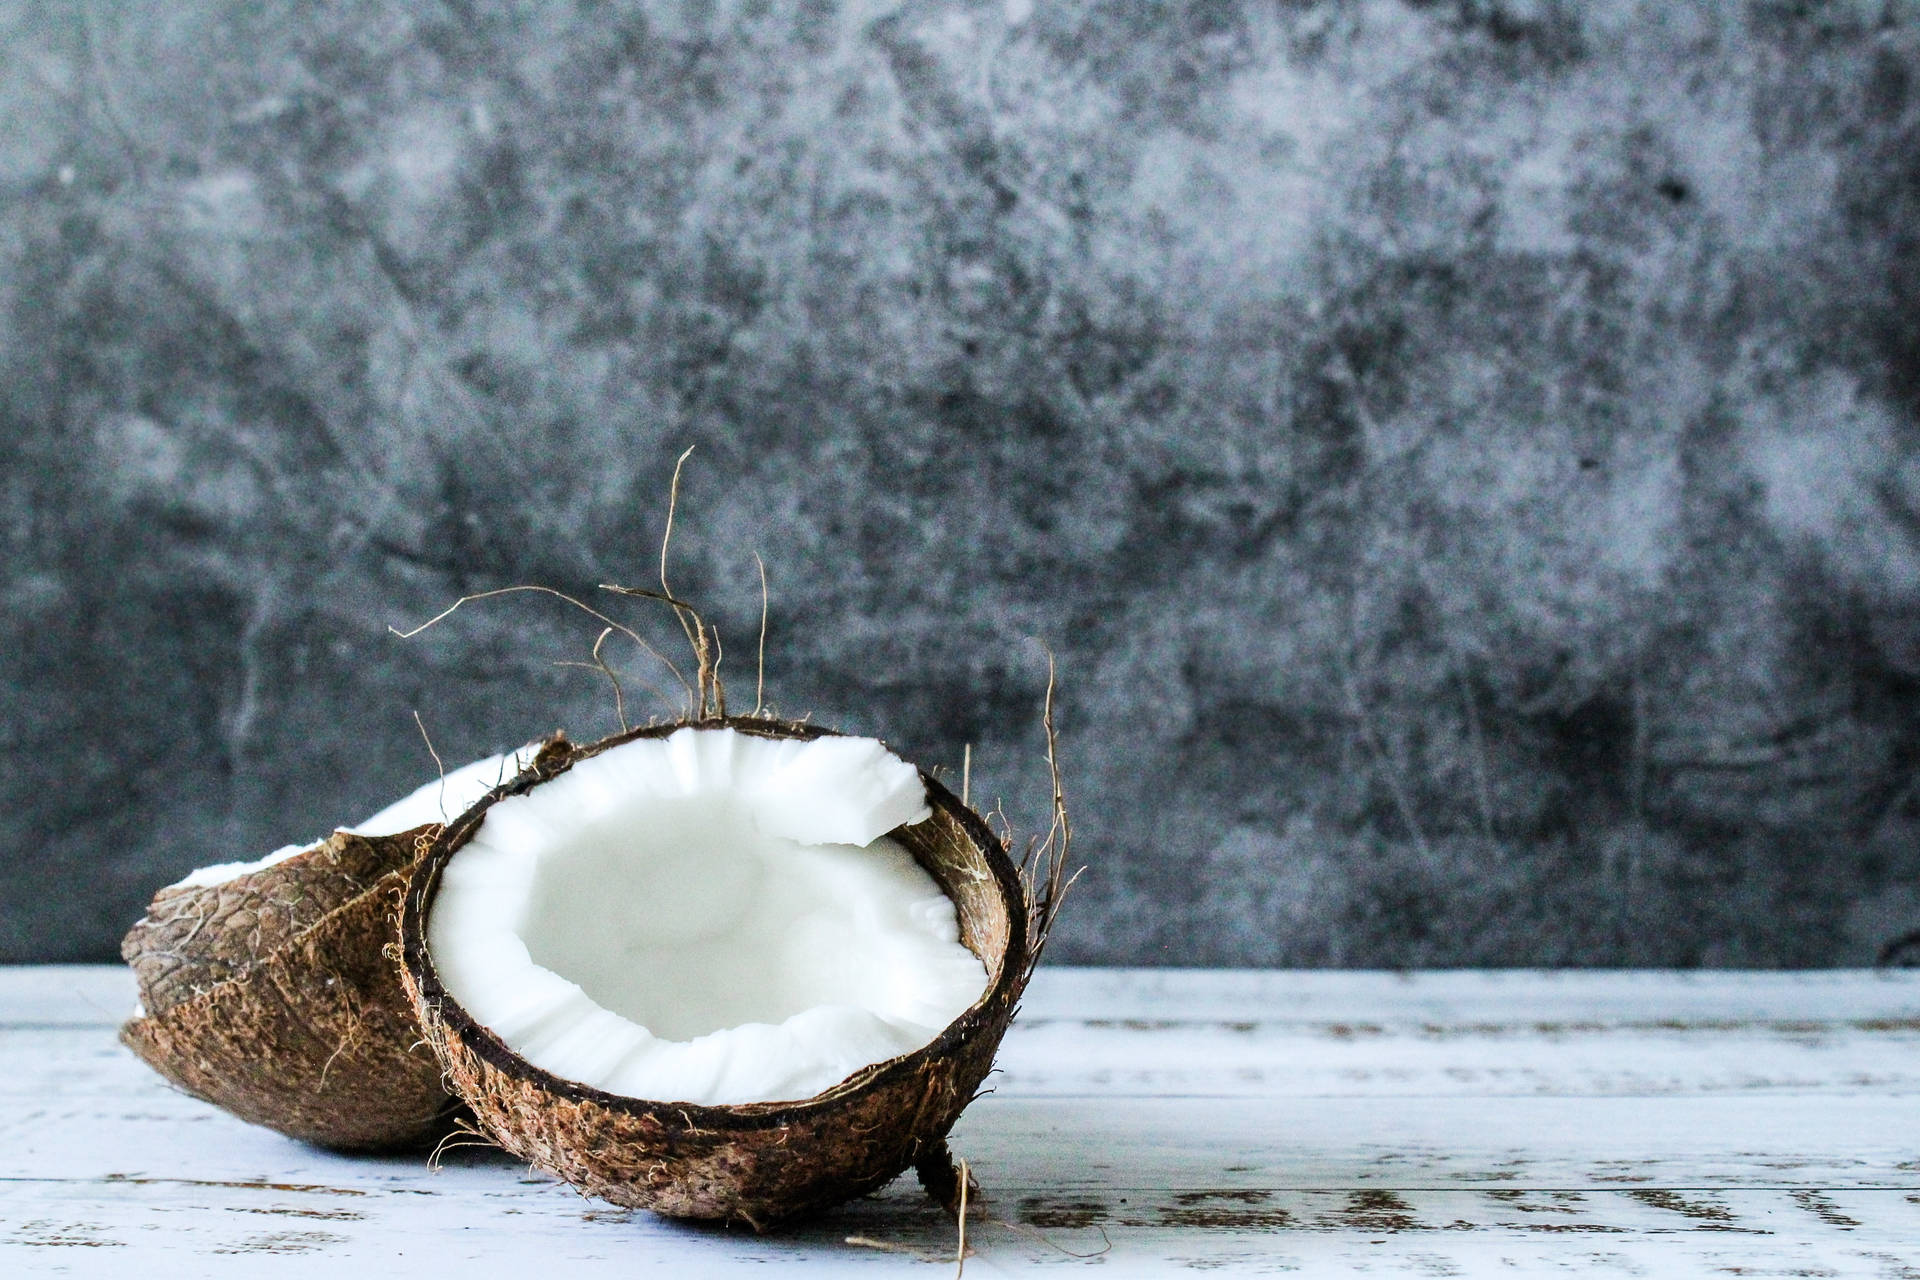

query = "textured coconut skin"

[118,739,575,1150]
[123,830,417,1016]
[121,860,454,1151]
[401,717,1029,1227]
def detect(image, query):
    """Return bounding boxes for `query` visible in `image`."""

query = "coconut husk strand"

[400,717,1033,1228]
[119,738,573,1151]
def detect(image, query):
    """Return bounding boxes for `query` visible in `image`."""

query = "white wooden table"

[5,967,1918,1277]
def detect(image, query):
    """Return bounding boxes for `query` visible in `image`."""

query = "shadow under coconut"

[447,1165,970,1252]
[390,1135,1014,1259]
[405,1140,529,1173]
[654,1179,965,1255]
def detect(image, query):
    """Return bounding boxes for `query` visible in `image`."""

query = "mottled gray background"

[5,0,1920,966]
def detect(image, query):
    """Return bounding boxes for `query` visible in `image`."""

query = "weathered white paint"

[4,968,1918,1277]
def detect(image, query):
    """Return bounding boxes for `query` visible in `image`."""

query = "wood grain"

[4,968,1918,1276]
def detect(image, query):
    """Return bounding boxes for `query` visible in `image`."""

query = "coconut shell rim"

[400,714,1028,1133]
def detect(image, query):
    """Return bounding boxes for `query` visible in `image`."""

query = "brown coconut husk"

[400,715,1037,1228]
[118,737,573,1151]
[122,830,418,1016]
[120,850,452,1151]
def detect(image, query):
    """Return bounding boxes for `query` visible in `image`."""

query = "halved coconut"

[400,717,1027,1227]
[120,741,556,1151]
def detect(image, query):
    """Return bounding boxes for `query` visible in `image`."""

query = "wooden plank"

[995,1017,1920,1099]
[4,966,1919,1277]
[14,1019,1920,1102]
[1021,968,1920,1024]
[7,1087,1918,1189]
[5,1174,1919,1277]
[0,966,137,1027]
[17,984,1920,1108]
[16,966,1920,1029]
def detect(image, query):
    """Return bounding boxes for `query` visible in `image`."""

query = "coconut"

[120,741,557,1151]
[400,716,1043,1228]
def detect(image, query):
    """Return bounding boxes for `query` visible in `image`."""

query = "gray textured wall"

[5,0,1920,966]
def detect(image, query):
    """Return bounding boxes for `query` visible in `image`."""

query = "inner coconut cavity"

[428,728,990,1107]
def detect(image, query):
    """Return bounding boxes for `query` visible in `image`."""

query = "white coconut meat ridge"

[428,727,990,1107]
[170,745,541,890]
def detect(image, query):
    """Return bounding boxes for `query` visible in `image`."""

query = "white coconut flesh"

[170,745,541,891]
[427,727,990,1107]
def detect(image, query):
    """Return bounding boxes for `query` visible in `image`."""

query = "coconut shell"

[400,717,1029,1227]
[123,830,419,1016]
[121,859,453,1151]
[119,739,577,1150]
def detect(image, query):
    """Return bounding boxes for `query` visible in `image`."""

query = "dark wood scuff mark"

[583,1208,637,1223]
[1625,1189,1736,1222]
[1176,1190,1272,1205]
[1788,1190,1860,1229]
[1158,1190,1293,1230]
[1588,1161,1656,1184]
[102,1173,371,1196]
[1017,1195,1107,1229]
[1326,1023,1388,1039]
[1155,1204,1296,1230]
[10,1220,126,1248]
[1485,1189,1590,1213]
[1326,1190,1425,1232]
[212,1230,349,1255]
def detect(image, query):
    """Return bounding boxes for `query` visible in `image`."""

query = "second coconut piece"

[120,742,553,1150]
[401,717,1030,1227]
